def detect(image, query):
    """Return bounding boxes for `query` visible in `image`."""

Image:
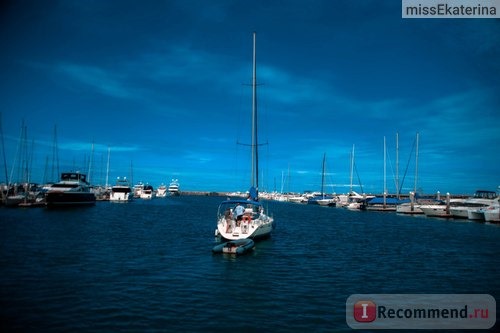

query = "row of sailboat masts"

[384,132,420,202]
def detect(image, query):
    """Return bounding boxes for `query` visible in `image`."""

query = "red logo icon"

[354,300,376,322]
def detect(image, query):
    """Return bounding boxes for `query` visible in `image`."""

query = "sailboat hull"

[217,219,274,241]
[215,199,274,241]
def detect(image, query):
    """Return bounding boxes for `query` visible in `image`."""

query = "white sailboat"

[215,32,275,241]
[344,144,374,209]
[316,153,335,206]
[365,136,397,211]
[396,133,424,214]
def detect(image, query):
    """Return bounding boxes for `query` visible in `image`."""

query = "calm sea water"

[1,196,499,332]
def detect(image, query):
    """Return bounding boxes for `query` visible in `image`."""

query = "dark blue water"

[1,196,499,332]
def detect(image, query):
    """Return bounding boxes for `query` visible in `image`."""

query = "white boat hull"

[109,192,131,202]
[366,205,396,212]
[217,215,274,241]
[346,202,362,210]
[288,196,307,204]
[420,205,453,218]
[450,206,478,219]
[467,209,485,221]
[317,199,335,206]
[484,207,500,223]
[156,188,167,198]
[396,203,424,214]
[140,192,154,199]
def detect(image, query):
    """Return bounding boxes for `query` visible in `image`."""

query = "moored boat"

[133,182,144,198]
[364,137,399,212]
[156,183,168,198]
[449,190,498,219]
[311,153,335,207]
[396,192,440,215]
[109,177,132,202]
[420,193,461,218]
[288,195,308,204]
[484,205,500,223]
[212,238,255,255]
[4,184,28,207]
[140,184,154,199]
[467,208,486,221]
[215,198,274,241]
[45,172,96,207]
[345,191,374,210]
[168,179,180,196]
[317,197,336,206]
[3,183,43,207]
[480,196,500,223]
[396,201,424,214]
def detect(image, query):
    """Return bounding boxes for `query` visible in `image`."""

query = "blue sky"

[1,0,499,195]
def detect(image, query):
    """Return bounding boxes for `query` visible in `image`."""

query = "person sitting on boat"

[244,207,253,217]
[241,214,250,234]
[233,203,245,226]
[225,208,233,232]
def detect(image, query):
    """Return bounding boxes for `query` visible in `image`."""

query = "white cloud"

[56,63,133,99]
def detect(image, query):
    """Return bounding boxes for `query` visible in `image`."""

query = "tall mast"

[383,136,387,207]
[88,140,94,183]
[251,31,258,190]
[414,132,419,193]
[396,132,399,199]
[51,125,59,182]
[321,153,326,197]
[130,160,134,185]
[9,119,24,186]
[105,146,110,188]
[21,123,29,185]
[0,113,8,196]
[350,144,355,193]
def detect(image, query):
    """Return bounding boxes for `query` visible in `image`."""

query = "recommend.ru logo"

[346,294,496,329]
